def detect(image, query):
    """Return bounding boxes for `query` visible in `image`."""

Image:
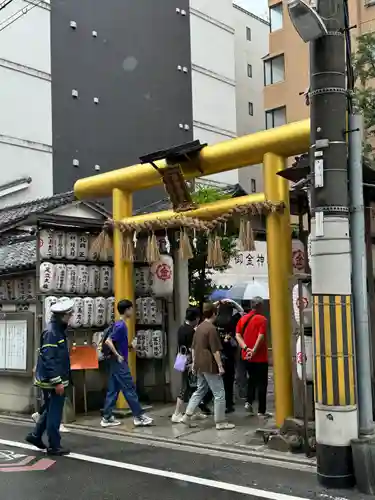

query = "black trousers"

[244,362,268,414]
[223,355,236,410]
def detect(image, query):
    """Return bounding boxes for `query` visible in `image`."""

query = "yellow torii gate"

[74,119,310,426]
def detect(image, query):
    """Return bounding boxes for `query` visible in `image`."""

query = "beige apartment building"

[264,0,375,132]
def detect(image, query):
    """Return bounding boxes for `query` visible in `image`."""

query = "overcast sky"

[234,0,269,20]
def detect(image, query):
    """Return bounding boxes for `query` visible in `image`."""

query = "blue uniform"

[33,317,70,450]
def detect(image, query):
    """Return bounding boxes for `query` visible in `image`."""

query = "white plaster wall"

[0,0,52,207]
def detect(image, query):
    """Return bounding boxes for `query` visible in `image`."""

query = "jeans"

[34,389,65,450]
[245,362,269,414]
[103,360,143,419]
[185,372,225,423]
[223,355,235,410]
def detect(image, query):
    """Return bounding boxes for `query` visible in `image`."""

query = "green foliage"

[352,32,375,165]
[188,186,238,306]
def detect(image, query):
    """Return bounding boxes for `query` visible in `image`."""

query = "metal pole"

[348,113,374,435]
[310,0,358,489]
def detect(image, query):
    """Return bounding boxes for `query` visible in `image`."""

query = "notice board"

[0,312,34,376]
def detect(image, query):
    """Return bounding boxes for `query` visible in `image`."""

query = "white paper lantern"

[39,230,53,259]
[76,265,89,294]
[94,297,107,327]
[64,265,78,293]
[83,297,95,327]
[135,297,142,322]
[307,233,312,271]
[77,233,89,260]
[54,264,67,292]
[70,297,84,328]
[88,266,100,294]
[152,330,165,359]
[25,276,36,299]
[40,262,55,292]
[52,232,66,259]
[66,232,79,260]
[106,297,115,325]
[296,335,313,382]
[88,235,100,261]
[99,266,112,294]
[136,329,153,359]
[292,283,313,327]
[44,296,57,325]
[146,297,158,324]
[151,255,174,297]
[155,299,163,325]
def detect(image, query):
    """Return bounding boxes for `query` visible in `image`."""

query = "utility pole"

[310,0,358,489]
[348,114,374,436]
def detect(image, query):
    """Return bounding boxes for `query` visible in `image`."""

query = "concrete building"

[264,0,375,134]
[0,0,268,210]
[233,3,269,194]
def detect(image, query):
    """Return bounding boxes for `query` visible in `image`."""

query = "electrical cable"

[0,0,43,33]
[0,0,15,13]
[343,0,354,113]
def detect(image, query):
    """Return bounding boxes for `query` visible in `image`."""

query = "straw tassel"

[146,232,160,263]
[238,217,246,251]
[213,235,224,267]
[207,233,215,267]
[179,229,193,260]
[90,230,106,258]
[121,232,134,262]
[245,220,255,251]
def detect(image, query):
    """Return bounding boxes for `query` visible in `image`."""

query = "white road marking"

[0,437,313,500]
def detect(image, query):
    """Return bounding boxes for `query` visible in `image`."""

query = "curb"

[0,414,316,468]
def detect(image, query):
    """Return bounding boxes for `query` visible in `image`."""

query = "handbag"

[174,346,188,372]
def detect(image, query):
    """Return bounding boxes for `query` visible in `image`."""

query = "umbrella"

[228,280,269,301]
[209,289,230,301]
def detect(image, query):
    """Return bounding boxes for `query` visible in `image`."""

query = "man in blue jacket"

[26,298,74,456]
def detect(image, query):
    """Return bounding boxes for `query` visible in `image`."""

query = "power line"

[0,0,43,33]
[0,0,15,12]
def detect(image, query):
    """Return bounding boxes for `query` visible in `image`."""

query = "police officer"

[26,298,74,456]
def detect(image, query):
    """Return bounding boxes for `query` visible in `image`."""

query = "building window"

[265,106,286,129]
[248,102,254,116]
[270,3,283,32]
[247,64,252,78]
[264,55,285,85]
[246,26,251,41]
[251,179,256,193]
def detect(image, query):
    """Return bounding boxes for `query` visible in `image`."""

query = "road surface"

[0,420,368,500]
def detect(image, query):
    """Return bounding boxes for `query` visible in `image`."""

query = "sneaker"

[258,412,273,419]
[101,416,121,428]
[31,412,40,424]
[171,413,183,423]
[59,424,69,433]
[191,411,208,421]
[216,422,236,430]
[245,402,255,415]
[25,433,46,450]
[180,414,198,428]
[134,414,153,426]
[47,447,70,456]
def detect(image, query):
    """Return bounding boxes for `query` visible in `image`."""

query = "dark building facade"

[50,0,193,210]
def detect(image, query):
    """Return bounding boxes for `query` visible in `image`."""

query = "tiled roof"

[0,191,75,233]
[0,238,36,273]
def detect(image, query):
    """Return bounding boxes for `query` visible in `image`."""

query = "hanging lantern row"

[91,201,285,267]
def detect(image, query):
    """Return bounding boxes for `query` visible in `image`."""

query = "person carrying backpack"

[100,299,153,428]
